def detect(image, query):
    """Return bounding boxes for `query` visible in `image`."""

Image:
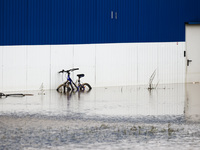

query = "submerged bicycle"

[56,68,92,93]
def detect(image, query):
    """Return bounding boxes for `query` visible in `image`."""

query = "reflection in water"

[1,84,200,149]
[0,84,185,116]
[185,83,200,122]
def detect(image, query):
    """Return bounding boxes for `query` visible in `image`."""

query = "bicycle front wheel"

[80,83,92,92]
[57,83,71,93]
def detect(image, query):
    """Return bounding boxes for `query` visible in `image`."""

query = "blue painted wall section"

[0,0,200,45]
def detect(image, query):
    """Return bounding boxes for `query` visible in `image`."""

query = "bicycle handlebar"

[70,68,79,72]
[58,68,79,73]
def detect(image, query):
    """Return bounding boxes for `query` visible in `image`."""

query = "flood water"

[0,84,200,150]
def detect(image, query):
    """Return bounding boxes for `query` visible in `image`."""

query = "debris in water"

[38,83,45,95]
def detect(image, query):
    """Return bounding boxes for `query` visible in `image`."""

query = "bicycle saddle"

[77,74,84,78]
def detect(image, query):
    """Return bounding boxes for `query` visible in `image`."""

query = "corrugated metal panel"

[0,42,185,90]
[97,0,118,43]
[138,0,160,42]
[0,0,200,45]
[74,0,97,44]
[158,0,181,42]
[117,0,139,42]
[51,0,74,44]
[27,0,51,45]
[0,0,3,45]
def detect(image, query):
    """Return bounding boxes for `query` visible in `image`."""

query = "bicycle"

[56,68,92,93]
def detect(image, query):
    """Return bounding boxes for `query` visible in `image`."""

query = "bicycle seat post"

[78,76,81,85]
[77,74,85,85]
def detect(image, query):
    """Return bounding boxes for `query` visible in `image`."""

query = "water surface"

[0,84,200,149]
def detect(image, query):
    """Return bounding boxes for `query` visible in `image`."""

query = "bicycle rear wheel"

[80,83,92,92]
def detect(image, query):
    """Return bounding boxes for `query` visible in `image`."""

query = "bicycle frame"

[68,77,86,92]
[65,73,78,91]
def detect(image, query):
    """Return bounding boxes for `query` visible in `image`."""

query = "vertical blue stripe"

[0,0,4,44]
[74,0,97,44]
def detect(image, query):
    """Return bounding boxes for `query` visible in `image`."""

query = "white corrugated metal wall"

[0,42,185,91]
